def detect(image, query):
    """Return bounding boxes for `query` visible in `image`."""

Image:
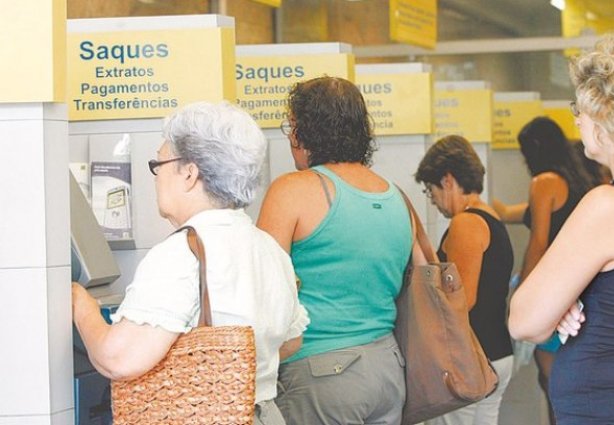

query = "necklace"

[463,196,481,211]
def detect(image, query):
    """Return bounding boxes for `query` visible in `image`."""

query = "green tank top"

[285,165,412,363]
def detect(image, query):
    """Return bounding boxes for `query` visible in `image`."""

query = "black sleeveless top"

[437,208,514,361]
[522,177,582,245]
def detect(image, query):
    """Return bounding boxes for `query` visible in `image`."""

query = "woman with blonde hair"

[510,34,614,423]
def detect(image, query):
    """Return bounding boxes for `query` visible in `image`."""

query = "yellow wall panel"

[0,0,66,102]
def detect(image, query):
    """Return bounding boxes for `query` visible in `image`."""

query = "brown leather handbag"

[395,190,498,425]
[111,226,256,425]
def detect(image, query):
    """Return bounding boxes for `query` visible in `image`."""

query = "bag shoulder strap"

[174,225,212,327]
[394,185,438,264]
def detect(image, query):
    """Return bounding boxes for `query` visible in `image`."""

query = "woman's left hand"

[556,300,585,340]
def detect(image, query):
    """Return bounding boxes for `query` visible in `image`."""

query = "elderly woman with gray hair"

[72,101,309,425]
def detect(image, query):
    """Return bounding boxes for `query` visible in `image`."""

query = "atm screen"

[106,187,127,209]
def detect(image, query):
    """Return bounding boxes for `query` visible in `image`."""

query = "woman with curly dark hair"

[257,76,415,425]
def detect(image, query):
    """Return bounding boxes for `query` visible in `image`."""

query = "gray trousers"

[276,333,406,425]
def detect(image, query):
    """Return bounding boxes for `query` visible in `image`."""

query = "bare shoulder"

[533,171,563,184]
[531,171,564,191]
[266,170,321,199]
[449,211,489,242]
[558,184,614,244]
[529,171,566,200]
[577,184,614,215]
[272,169,324,187]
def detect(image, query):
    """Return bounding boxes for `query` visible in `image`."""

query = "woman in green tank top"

[258,76,415,425]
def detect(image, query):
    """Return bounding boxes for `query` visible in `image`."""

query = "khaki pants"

[276,333,406,425]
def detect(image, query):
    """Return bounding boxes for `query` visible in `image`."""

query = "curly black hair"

[288,76,376,167]
[415,135,485,194]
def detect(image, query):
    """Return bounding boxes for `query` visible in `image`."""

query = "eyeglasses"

[422,185,433,199]
[280,119,292,136]
[148,157,182,176]
[570,101,580,118]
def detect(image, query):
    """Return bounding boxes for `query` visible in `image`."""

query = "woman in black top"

[494,117,594,425]
[416,135,514,425]
[571,140,611,187]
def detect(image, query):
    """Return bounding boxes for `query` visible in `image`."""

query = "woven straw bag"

[112,226,257,425]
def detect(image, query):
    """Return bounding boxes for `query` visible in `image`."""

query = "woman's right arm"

[260,176,313,359]
[509,185,614,343]
[279,335,303,361]
[492,198,528,223]
[440,212,489,310]
[257,174,303,253]
[72,283,179,380]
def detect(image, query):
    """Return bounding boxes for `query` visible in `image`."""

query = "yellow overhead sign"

[389,0,437,49]
[236,53,354,127]
[0,0,66,102]
[434,89,493,142]
[67,20,235,121]
[251,0,282,6]
[492,99,543,150]
[356,72,433,135]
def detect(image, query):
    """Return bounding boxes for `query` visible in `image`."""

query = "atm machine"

[70,171,121,425]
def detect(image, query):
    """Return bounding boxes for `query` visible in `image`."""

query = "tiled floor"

[416,359,549,425]
[500,359,549,425]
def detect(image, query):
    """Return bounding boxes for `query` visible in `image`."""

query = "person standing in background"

[510,34,614,424]
[416,135,514,425]
[571,140,611,186]
[493,117,594,424]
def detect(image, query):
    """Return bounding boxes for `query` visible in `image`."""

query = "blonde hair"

[569,33,614,141]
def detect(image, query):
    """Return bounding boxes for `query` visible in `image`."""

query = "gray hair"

[162,101,266,208]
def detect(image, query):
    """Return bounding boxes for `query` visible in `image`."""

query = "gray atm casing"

[70,171,120,287]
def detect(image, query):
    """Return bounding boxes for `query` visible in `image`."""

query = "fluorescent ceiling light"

[586,11,598,21]
[550,0,565,11]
